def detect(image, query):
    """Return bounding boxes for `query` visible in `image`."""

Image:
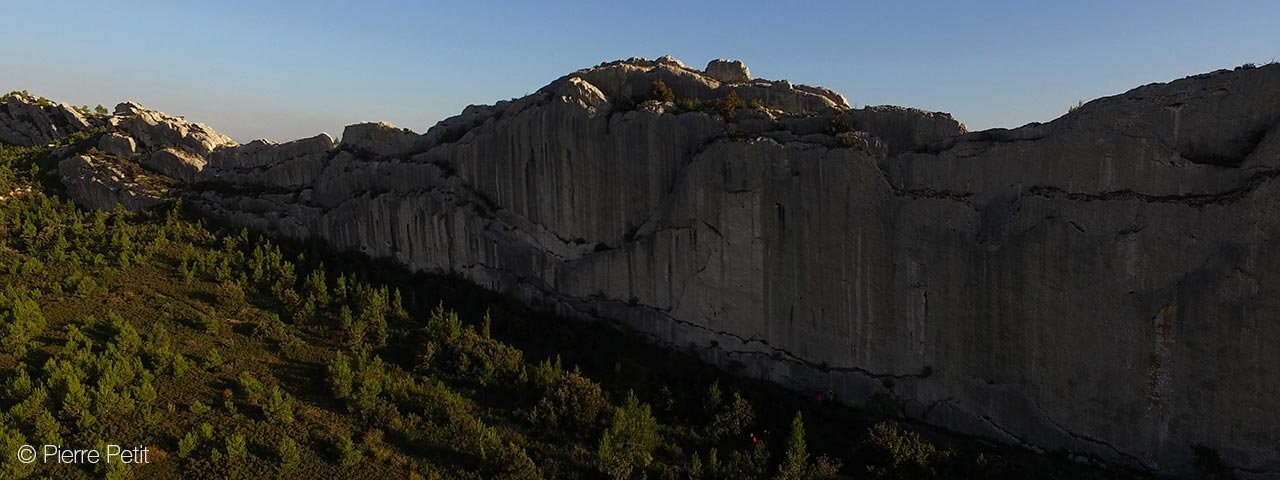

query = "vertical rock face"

[9,58,1280,477]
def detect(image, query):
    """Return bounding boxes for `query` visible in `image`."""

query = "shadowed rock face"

[9,59,1280,478]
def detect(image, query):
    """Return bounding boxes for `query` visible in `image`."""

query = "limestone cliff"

[9,59,1280,477]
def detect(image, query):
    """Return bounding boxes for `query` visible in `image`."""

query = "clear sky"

[3,1,1277,143]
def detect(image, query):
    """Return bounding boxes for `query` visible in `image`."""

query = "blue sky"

[3,1,1277,142]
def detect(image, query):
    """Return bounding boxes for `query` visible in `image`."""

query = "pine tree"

[777,411,809,480]
[178,431,200,459]
[596,391,659,480]
[328,352,354,399]
[278,437,301,471]
[263,386,294,425]
[336,433,361,467]
[304,266,329,306]
[226,433,248,459]
[338,305,354,332]
[334,274,349,301]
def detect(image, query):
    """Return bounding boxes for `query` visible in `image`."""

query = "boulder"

[705,59,751,84]
[341,122,418,157]
[97,132,137,157]
[143,147,206,183]
[554,77,608,111]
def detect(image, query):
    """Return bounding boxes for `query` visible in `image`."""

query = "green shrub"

[717,91,744,121]
[596,391,659,480]
[531,368,609,431]
[341,353,389,419]
[335,433,361,467]
[809,455,843,479]
[252,312,289,341]
[676,97,705,111]
[278,437,302,471]
[3,368,33,400]
[425,302,461,343]
[303,267,330,306]
[237,372,266,405]
[226,433,248,459]
[452,327,524,385]
[725,442,771,480]
[178,431,200,459]
[189,401,211,415]
[650,79,676,103]
[263,386,295,425]
[34,410,62,445]
[826,108,853,136]
[706,391,754,441]
[193,309,222,333]
[328,351,355,399]
[489,441,541,480]
[203,348,224,369]
[862,421,951,478]
[75,275,98,296]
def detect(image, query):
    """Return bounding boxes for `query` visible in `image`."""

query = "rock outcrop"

[0,92,92,146]
[143,147,206,183]
[98,132,137,157]
[340,122,416,157]
[43,101,242,205]
[57,154,168,211]
[7,58,1280,478]
[112,101,235,157]
[705,58,751,83]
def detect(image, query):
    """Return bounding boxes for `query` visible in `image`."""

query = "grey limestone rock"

[341,122,419,157]
[0,94,91,146]
[143,147,206,183]
[58,154,167,211]
[204,134,334,188]
[705,58,751,84]
[98,132,137,158]
[113,102,236,156]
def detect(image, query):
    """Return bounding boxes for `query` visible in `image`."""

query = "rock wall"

[11,59,1280,477]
